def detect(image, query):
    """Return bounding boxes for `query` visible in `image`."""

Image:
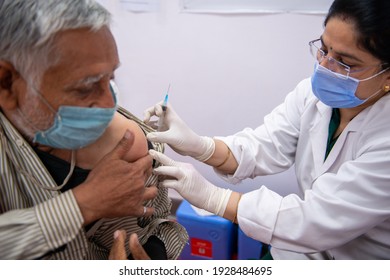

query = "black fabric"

[128,235,168,260]
[260,244,273,260]
[33,147,90,193]
[148,140,157,168]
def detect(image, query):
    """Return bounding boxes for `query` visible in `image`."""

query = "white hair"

[0,0,111,86]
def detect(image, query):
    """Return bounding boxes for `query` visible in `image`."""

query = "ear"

[0,60,21,110]
[384,71,390,93]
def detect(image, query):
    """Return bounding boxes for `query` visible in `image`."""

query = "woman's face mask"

[311,63,388,108]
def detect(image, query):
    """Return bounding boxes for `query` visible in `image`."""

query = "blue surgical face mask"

[311,63,388,108]
[33,81,118,149]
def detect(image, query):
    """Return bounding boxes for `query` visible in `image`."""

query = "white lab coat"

[217,78,390,259]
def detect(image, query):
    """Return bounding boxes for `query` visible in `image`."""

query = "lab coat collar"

[310,101,364,177]
[311,95,388,177]
[309,101,331,176]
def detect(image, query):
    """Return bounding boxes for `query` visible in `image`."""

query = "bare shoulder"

[109,112,148,162]
[77,112,148,169]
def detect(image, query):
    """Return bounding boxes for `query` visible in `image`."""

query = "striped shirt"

[0,107,188,259]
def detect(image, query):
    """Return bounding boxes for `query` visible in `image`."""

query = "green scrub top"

[325,108,341,160]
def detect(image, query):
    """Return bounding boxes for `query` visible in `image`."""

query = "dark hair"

[325,0,390,66]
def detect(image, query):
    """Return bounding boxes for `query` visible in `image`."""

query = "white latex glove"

[144,102,215,162]
[149,150,232,216]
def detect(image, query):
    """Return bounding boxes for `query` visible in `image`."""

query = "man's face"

[15,26,120,139]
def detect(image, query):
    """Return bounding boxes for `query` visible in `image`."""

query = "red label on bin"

[190,238,212,258]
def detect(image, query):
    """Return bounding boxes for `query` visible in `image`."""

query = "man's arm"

[0,191,83,259]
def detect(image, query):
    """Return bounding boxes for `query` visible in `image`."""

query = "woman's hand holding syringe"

[143,92,215,162]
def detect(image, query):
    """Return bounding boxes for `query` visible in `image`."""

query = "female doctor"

[145,0,390,259]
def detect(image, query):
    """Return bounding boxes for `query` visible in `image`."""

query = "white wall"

[101,0,327,197]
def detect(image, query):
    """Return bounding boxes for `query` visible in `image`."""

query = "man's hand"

[72,130,157,225]
[109,230,151,260]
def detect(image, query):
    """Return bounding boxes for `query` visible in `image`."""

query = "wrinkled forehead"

[41,27,119,87]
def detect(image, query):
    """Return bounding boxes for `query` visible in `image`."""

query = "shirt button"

[16,139,24,147]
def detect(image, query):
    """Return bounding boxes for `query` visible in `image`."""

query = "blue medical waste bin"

[237,227,263,260]
[176,200,237,260]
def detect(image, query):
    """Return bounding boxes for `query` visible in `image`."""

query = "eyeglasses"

[309,39,351,78]
[309,38,388,80]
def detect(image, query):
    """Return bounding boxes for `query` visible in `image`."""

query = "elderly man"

[0,0,187,259]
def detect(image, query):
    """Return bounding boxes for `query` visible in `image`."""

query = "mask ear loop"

[359,67,390,82]
[0,130,76,191]
[31,88,60,137]
[16,88,60,139]
[16,108,51,137]
[357,68,390,103]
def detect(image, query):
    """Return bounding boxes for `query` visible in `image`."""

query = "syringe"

[157,84,170,131]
